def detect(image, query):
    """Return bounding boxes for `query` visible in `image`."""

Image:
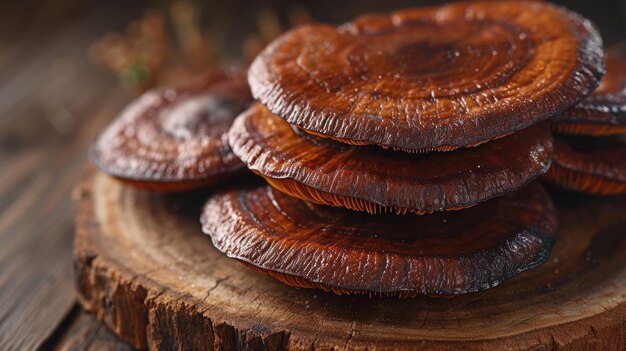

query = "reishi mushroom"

[91,68,252,191]
[229,103,554,214]
[248,1,604,152]
[543,136,626,194]
[552,56,626,136]
[201,182,557,297]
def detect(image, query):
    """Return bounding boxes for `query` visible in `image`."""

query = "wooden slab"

[74,171,626,350]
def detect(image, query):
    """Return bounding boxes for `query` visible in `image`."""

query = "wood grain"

[75,171,626,350]
[0,1,146,349]
[51,310,134,351]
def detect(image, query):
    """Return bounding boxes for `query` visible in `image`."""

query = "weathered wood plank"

[51,309,134,351]
[0,2,142,348]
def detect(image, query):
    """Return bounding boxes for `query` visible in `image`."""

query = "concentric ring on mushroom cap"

[91,68,252,192]
[553,57,626,136]
[544,136,626,195]
[201,182,557,297]
[249,1,604,151]
[228,103,554,214]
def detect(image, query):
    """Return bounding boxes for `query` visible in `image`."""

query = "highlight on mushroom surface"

[91,68,252,192]
[249,1,604,152]
[228,103,554,214]
[200,182,558,297]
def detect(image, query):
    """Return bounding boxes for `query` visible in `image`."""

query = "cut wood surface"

[75,171,626,350]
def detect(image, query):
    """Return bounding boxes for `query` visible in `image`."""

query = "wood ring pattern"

[75,171,626,350]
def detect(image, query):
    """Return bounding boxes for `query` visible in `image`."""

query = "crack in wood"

[203,276,231,302]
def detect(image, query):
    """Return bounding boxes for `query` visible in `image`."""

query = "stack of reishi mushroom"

[544,56,626,194]
[88,1,616,298]
[200,1,606,297]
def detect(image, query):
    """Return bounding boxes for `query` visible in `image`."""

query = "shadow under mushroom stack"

[91,1,621,298]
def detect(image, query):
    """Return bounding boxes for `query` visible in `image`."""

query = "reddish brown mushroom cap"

[201,182,557,297]
[544,136,626,194]
[553,57,626,136]
[249,1,604,151]
[91,68,252,192]
[228,103,554,214]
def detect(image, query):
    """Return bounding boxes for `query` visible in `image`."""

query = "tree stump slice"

[74,171,626,350]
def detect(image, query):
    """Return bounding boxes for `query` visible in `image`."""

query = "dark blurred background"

[3,0,624,61]
[0,1,624,350]
[4,0,625,55]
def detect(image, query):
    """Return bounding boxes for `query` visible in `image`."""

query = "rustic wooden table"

[1,1,623,350]
[0,1,145,349]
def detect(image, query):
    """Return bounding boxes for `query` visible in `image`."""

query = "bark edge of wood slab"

[74,171,626,350]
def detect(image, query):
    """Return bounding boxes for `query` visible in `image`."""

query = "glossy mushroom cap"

[91,68,252,192]
[201,182,557,297]
[553,57,626,136]
[229,103,554,214]
[544,136,626,194]
[249,1,604,151]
